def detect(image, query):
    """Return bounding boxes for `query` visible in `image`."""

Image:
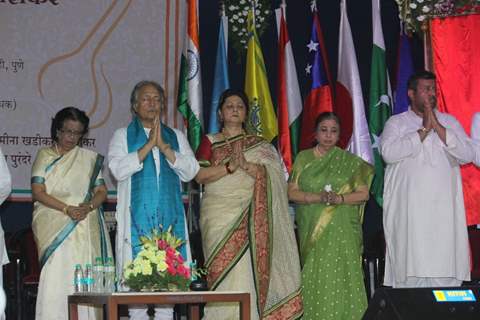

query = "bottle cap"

[190,279,208,291]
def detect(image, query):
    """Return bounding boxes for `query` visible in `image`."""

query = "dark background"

[1,0,426,248]
[196,0,424,256]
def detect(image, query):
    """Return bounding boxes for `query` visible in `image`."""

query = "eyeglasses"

[140,96,162,104]
[58,129,84,137]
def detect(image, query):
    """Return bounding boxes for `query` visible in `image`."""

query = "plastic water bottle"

[93,257,104,293]
[73,264,84,293]
[104,257,115,292]
[84,264,94,292]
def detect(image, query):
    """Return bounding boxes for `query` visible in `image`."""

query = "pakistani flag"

[368,0,392,206]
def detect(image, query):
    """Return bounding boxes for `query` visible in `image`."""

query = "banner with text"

[0,0,186,199]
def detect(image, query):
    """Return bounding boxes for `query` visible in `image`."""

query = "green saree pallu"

[290,147,373,320]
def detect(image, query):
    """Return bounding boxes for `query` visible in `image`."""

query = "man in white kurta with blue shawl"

[381,71,473,288]
[108,81,199,320]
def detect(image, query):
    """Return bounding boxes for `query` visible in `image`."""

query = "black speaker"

[363,286,480,320]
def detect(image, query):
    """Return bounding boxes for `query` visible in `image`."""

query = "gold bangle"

[89,203,94,210]
[62,205,69,215]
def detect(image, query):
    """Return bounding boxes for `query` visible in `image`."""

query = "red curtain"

[431,14,480,225]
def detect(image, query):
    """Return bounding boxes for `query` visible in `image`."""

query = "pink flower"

[166,247,177,259]
[166,254,178,269]
[177,264,190,279]
[167,264,177,276]
[176,254,184,264]
[157,239,168,250]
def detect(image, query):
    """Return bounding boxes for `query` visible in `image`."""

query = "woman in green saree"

[31,107,112,320]
[195,89,303,320]
[288,112,373,320]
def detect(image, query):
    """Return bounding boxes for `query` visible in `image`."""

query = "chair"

[362,231,385,299]
[19,229,39,320]
[4,228,40,320]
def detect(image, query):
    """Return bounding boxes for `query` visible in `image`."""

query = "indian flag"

[178,0,203,151]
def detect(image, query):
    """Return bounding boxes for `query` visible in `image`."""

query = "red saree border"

[206,211,249,289]
[263,290,304,320]
[249,165,272,316]
[210,134,264,165]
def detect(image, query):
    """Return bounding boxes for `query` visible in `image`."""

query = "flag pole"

[251,0,256,28]
[219,1,225,17]
[280,0,286,17]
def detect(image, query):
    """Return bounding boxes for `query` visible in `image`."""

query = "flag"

[275,4,302,173]
[336,0,373,164]
[393,24,414,115]
[368,0,392,206]
[245,7,278,142]
[431,14,480,225]
[299,2,334,150]
[208,11,230,134]
[178,0,203,151]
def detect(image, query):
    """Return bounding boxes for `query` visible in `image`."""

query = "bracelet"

[89,203,94,210]
[340,194,345,203]
[62,205,69,215]
[225,162,234,174]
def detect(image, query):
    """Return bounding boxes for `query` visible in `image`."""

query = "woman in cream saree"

[289,112,373,320]
[31,107,112,320]
[196,90,303,320]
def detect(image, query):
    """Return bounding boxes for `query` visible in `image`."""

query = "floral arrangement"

[224,0,271,55]
[123,226,192,292]
[396,0,480,33]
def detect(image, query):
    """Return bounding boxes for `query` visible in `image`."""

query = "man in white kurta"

[0,147,11,319]
[380,71,472,288]
[108,81,199,320]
